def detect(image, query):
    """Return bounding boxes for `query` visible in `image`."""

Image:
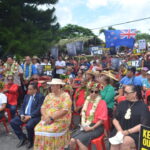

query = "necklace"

[81,95,101,126]
[4,61,18,76]
[124,101,136,120]
[23,63,32,80]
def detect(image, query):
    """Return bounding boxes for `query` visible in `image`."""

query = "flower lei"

[81,95,101,127]
[23,63,32,80]
[4,61,18,77]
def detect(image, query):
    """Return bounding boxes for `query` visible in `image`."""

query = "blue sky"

[39,0,150,38]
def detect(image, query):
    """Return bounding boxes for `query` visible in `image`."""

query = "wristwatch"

[49,116,54,122]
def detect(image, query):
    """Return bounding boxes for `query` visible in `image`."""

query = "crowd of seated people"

[0,52,150,150]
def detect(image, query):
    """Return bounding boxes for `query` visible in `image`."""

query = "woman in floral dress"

[34,78,72,150]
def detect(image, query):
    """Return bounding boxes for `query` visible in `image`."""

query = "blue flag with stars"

[104,29,136,49]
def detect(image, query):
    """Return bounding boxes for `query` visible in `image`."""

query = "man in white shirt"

[0,82,7,119]
[55,56,66,78]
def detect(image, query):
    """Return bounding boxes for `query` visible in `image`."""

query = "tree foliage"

[59,24,95,39]
[59,24,103,46]
[0,0,59,57]
[136,32,150,42]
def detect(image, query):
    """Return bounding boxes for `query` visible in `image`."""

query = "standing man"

[55,56,66,78]
[4,56,23,86]
[10,83,44,149]
[21,56,37,88]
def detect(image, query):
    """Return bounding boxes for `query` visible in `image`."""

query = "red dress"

[74,88,85,107]
[4,84,19,106]
[86,100,108,123]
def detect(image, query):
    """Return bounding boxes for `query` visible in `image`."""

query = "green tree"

[99,26,116,34]
[0,0,60,57]
[136,32,150,42]
[59,24,95,39]
[59,24,103,46]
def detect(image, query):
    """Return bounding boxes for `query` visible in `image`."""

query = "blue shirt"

[136,75,147,85]
[120,76,142,86]
[21,64,37,78]
[143,79,150,88]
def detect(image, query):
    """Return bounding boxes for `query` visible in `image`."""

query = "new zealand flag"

[104,29,136,49]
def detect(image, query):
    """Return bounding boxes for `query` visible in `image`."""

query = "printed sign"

[139,39,146,50]
[139,125,150,150]
[91,46,103,55]
[66,42,77,56]
[131,60,140,67]
[37,65,52,76]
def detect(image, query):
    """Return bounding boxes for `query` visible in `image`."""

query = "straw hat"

[66,66,73,72]
[38,76,52,84]
[86,70,95,76]
[47,78,65,85]
[32,56,40,60]
[101,71,119,81]
[86,70,100,76]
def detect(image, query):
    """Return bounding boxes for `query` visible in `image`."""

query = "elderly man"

[10,83,44,149]
[21,56,37,87]
[4,56,23,86]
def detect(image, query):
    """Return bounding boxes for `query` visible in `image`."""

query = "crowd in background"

[0,51,150,150]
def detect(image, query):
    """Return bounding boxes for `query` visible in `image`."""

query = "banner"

[139,39,146,50]
[131,60,140,67]
[66,42,77,56]
[90,46,103,55]
[37,65,52,76]
[75,41,84,54]
[139,125,150,150]
[51,47,58,59]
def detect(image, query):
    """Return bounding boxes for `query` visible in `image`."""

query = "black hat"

[128,67,136,74]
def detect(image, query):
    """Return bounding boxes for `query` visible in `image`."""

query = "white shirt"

[55,60,66,75]
[41,62,51,65]
[25,95,35,115]
[0,93,7,109]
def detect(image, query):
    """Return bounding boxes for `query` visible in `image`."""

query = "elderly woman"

[3,75,19,118]
[34,78,72,150]
[110,85,150,150]
[99,74,115,117]
[70,86,108,150]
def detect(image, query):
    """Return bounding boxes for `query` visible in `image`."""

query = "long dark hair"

[128,85,143,101]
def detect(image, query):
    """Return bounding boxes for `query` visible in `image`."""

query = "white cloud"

[83,0,150,37]
[55,6,75,27]
[37,0,150,37]
[55,0,84,27]
[86,0,108,9]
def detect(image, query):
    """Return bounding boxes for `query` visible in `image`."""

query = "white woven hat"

[47,78,65,85]
[147,70,150,75]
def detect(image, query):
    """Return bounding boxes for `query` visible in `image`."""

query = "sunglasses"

[91,90,99,94]
[124,91,134,95]
[8,79,13,81]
